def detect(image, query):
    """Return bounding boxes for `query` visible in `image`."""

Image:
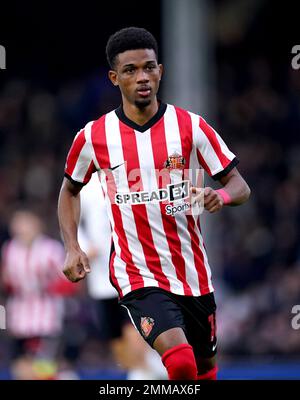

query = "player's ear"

[108,70,119,86]
[158,64,163,81]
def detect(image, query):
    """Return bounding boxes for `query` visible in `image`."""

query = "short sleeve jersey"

[65,103,238,298]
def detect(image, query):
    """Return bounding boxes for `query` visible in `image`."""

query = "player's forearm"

[57,180,81,251]
[218,170,251,206]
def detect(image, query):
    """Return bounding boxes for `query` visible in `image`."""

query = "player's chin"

[134,98,152,108]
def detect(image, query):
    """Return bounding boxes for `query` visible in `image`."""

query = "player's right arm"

[58,178,91,282]
[59,125,96,281]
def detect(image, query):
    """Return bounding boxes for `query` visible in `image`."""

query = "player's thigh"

[153,326,188,356]
[180,292,218,360]
[120,288,187,351]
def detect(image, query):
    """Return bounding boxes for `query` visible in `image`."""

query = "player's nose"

[136,69,149,83]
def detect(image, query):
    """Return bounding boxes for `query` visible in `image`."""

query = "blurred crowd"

[214,57,300,357]
[0,47,300,378]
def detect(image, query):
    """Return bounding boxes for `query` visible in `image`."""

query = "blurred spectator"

[0,208,76,379]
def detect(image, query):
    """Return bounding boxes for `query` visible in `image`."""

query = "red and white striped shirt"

[1,235,66,338]
[65,103,238,298]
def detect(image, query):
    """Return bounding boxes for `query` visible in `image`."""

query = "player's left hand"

[191,187,224,213]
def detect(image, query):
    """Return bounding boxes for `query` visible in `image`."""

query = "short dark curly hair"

[106,27,158,69]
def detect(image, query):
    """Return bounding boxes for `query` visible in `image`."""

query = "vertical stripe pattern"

[2,236,65,337]
[64,104,237,297]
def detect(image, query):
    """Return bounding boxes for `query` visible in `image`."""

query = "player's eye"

[146,64,155,70]
[124,67,135,73]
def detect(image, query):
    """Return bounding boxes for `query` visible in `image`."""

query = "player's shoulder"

[167,104,204,131]
[75,116,101,136]
[168,103,201,120]
[76,109,117,138]
[93,108,115,126]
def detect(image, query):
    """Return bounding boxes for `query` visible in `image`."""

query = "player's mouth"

[137,86,151,97]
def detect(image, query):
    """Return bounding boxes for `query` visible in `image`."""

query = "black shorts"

[120,287,217,358]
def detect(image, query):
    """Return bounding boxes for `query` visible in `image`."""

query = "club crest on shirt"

[140,317,155,337]
[164,152,186,170]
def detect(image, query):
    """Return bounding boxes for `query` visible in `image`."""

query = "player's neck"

[122,99,159,126]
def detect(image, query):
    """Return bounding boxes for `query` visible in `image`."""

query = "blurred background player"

[0,208,76,379]
[78,173,166,379]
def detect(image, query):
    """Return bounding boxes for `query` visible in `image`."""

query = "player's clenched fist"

[191,187,224,213]
[63,248,91,282]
